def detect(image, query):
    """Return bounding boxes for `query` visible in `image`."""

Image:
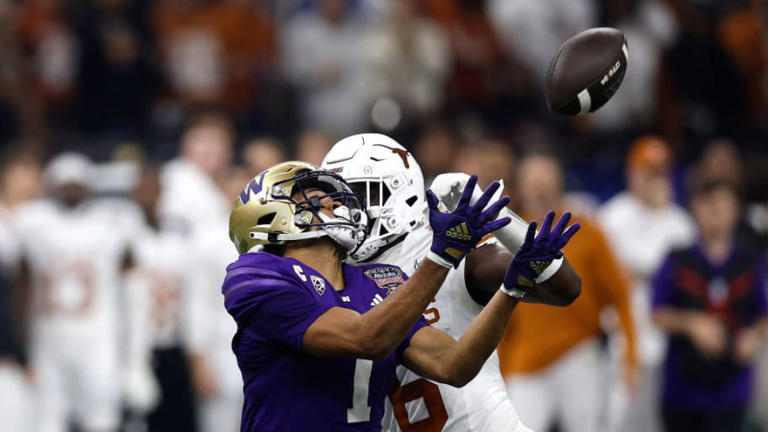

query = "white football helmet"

[322,133,427,262]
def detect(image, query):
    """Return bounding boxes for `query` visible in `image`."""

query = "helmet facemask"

[345,172,425,262]
[282,170,369,256]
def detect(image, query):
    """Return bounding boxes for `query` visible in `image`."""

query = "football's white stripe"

[577,89,592,114]
[622,43,629,63]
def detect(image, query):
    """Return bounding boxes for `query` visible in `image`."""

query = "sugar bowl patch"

[364,267,405,294]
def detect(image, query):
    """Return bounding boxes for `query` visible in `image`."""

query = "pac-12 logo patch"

[310,275,326,296]
[364,267,405,294]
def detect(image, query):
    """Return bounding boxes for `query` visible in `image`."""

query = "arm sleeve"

[224,268,334,351]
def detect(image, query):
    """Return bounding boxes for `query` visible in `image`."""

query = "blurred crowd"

[2,0,768,431]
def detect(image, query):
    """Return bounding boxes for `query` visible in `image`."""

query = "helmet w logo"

[240,171,267,204]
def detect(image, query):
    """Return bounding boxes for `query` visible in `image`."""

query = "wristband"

[426,251,454,269]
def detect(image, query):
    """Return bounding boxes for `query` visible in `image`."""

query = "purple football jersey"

[222,251,428,432]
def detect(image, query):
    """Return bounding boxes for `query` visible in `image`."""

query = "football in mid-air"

[545,27,628,116]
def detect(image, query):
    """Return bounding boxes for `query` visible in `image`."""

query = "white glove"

[429,173,562,282]
[122,365,161,414]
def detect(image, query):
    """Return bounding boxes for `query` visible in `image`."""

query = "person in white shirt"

[598,136,696,432]
[159,112,234,236]
[322,133,582,431]
[14,152,143,432]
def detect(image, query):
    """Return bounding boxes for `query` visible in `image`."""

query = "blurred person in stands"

[13,152,144,432]
[488,0,595,79]
[428,0,513,113]
[16,0,79,121]
[598,136,695,432]
[152,0,277,113]
[414,122,459,185]
[652,178,768,432]
[590,0,677,133]
[242,137,286,176]
[500,152,637,432]
[295,129,332,166]
[658,1,749,141]
[124,165,197,432]
[0,151,42,431]
[282,0,369,137]
[159,112,234,234]
[364,0,450,120]
[695,138,743,191]
[453,138,516,197]
[187,165,250,432]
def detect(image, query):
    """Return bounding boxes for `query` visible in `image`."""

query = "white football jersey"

[127,227,190,349]
[372,224,530,432]
[14,198,141,341]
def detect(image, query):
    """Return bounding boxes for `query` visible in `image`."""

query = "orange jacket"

[498,216,637,375]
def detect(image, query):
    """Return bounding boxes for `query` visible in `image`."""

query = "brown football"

[545,27,628,116]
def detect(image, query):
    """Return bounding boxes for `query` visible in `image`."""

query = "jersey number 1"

[348,359,373,423]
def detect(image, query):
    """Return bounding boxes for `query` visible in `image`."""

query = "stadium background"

[1,0,768,431]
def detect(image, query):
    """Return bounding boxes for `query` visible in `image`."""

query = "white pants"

[34,335,120,432]
[505,339,605,432]
[0,361,35,431]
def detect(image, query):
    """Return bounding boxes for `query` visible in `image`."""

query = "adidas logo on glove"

[445,223,472,241]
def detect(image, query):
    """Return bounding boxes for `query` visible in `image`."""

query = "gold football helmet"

[229,161,368,255]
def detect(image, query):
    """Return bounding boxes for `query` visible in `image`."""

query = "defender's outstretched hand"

[502,211,581,298]
[427,175,511,268]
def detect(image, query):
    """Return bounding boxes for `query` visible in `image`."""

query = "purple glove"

[502,211,581,298]
[427,175,511,268]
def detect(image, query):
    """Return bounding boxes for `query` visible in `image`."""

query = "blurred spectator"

[0,151,40,432]
[452,138,516,196]
[125,164,197,431]
[364,0,450,122]
[14,152,144,432]
[187,164,249,432]
[159,112,234,234]
[282,0,368,137]
[652,178,768,432]
[68,0,156,135]
[499,152,637,432]
[16,0,78,107]
[591,0,677,132]
[658,1,749,144]
[295,129,332,166]
[0,3,45,147]
[153,0,277,113]
[413,122,459,184]
[242,136,286,175]
[488,0,596,79]
[694,138,743,190]
[598,136,695,432]
[0,151,44,212]
[717,0,768,127]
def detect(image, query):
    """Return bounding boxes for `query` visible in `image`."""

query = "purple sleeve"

[252,287,335,350]
[224,268,334,351]
[395,316,430,364]
[651,254,677,310]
